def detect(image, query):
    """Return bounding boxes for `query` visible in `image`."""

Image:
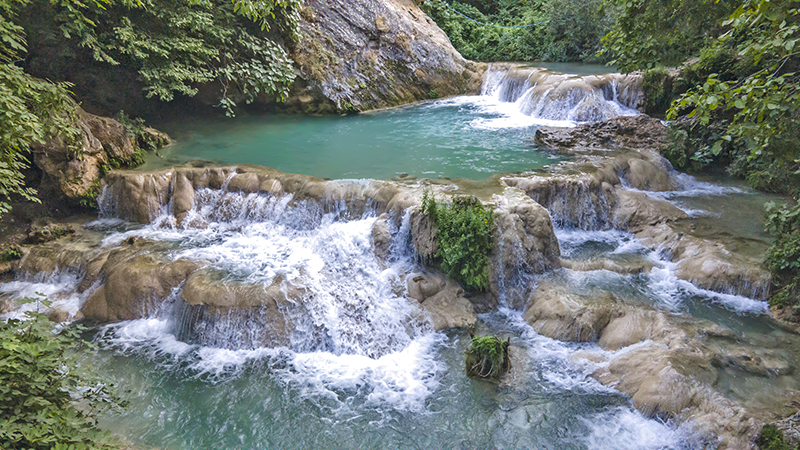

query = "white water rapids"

[0,67,780,449]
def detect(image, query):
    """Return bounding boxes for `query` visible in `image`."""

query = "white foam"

[0,271,91,321]
[434,95,578,130]
[581,407,685,450]
[555,228,640,257]
[646,251,769,314]
[278,333,446,413]
[621,171,747,216]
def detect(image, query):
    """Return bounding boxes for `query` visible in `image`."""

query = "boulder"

[560,257,655,275]
[534,115,670,153]
[489,190,561,309]
[286,0,485,113]
[523,282,622,343]
[31,108,169,207]
[81,243,201,322]
[621,156,674,192]
[176,270,304,347]
[419,279,476,331]
[371,213,394,261]
[410,209,437,260]
[24,221,75,245]
[612,190,688,232]
[406,271,447,303]
[598,309,680,350]
[637,223,771,300]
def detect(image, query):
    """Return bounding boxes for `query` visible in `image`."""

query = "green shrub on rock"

[0,245,22,262]
[421,191,495,292]
[465,335,511,381]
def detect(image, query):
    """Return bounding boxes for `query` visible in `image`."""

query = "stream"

[1,63,795,449]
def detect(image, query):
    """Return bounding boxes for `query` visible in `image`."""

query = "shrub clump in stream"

[421,191,495,292]
[465,335,511,381]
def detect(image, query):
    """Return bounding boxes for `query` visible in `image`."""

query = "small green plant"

[0,310,126,449]
[116,112,168,157]
[78,179,103,211]
[756,424,798,450]
[765,201,800,309]
[427,88,438,99]
[421,191,495,292]
[465,334,511,381]
[0,245,22,262]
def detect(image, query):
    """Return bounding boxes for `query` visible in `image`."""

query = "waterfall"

[481,64,642,123]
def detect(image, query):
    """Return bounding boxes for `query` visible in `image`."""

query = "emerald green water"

[143,97,565,180]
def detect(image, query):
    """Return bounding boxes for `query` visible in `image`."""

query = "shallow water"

[142,98,565,180]
[141,63,638,181]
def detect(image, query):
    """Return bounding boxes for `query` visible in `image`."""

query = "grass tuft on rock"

[756,424,798,450]
[465,335,511,381]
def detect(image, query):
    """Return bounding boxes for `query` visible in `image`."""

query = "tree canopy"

[0,0,302,217]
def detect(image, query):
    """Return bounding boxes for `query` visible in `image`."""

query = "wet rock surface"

[533,115,670,153]
[32,108,169,207]
[286,0,485,113]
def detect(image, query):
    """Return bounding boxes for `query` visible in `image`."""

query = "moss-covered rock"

[465,335,511,381]
[31,108,170,210]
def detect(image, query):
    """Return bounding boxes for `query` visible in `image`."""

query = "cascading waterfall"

[103,187,430,356]
[481,64,642,123]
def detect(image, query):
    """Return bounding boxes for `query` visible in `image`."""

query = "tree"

[601,0,736,72]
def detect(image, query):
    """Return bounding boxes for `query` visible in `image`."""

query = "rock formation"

[285,0,485,113]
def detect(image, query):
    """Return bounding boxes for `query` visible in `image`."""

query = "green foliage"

[35,0,301,117]
[765,201,800,309]
[601,0,736,72]
[667,0,800,196]
[0,245,22,262]
[421,191,495,292]
[115,111,166,154]
[465,335,511,380]
[422,0,545,62]
[756,424,798,450]
[0,311,125,449]
[641,66,674,116]
[1,0,82,218]
[540,0,613,63]
[422,0,612,63]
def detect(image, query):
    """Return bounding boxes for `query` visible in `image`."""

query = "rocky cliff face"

[284,0,485,113]
[24,0,483,118]
[31,108,169,209]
